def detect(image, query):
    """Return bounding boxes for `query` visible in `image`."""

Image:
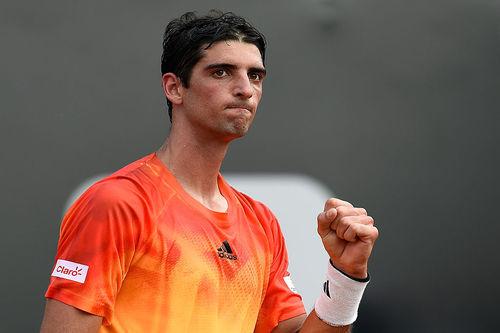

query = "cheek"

[253,89,263,105]
[253,84,263,98]
[195,83,226,104]
[184,85,215,108]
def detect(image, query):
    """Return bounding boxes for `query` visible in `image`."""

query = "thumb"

[317,208,337,238]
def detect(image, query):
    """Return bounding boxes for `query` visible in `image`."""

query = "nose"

[233,74,253,99]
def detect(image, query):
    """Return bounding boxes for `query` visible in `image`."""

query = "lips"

[226,105,253,113]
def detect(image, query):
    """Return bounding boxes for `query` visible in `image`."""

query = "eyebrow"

[204,63,267,77]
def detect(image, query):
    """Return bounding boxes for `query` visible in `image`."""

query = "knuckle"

[336,205,348,215]
[339,216,352,226]
[345,226,357,241]
[324,198,336,210]
[352,222,363,231]
[325,198,336,206]
[326,197,353,209]
[326,207,336,219]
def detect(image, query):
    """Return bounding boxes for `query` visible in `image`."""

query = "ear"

[162,73,183,106]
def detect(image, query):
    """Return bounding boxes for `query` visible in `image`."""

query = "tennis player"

[40,10,378,333]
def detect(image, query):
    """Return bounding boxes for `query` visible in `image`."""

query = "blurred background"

[1,0,500,331]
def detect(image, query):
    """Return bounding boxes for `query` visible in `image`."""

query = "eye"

[248,72,263,82]
[213,69,228,78]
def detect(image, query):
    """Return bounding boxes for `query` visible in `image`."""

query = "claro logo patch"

[284,275,298,293]
[51,259,89,283]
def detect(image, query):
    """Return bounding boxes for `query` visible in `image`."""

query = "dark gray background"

[1,0,499,331]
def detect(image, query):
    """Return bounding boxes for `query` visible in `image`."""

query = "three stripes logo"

[217,240,238,260]
[323,280,331,298]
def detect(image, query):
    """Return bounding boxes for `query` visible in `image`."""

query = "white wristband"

[314,262,369,326]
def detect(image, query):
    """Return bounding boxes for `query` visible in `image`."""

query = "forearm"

[272,310,351,333]
[299,310,351,333]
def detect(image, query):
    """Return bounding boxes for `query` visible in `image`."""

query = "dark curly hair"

[161,10,267,120]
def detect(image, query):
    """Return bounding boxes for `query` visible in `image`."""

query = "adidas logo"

[217,240,238,260]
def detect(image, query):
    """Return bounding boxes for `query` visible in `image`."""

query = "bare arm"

[272,311,351,333]
[40,299,102,333]
[299,310,351,333]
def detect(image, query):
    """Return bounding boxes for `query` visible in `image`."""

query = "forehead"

[196,40,264,68]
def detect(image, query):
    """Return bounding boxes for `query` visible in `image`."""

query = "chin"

[221,124,251,142]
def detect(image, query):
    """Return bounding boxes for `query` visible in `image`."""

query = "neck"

[156,123,230,212]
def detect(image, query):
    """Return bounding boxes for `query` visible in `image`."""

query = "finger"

[317,208,337,238]
[335,205,367,218]
[330,207,370,231]
[335,215,375,239]
[355,207,368,216]
[343,224,379,243]
[324,198,354,211]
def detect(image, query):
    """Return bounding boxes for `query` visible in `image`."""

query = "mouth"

[226,105,253,113]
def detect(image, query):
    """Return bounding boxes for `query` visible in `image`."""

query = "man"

[41,10,378,333]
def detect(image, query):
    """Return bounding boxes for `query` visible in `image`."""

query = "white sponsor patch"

[51,259,89,283]
[284,275,298,293]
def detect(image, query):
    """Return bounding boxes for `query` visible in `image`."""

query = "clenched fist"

[317,198,379,279]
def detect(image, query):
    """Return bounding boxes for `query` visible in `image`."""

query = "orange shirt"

[45,154,305,332]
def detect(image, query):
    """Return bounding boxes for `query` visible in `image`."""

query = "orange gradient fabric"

[45,154,305,332]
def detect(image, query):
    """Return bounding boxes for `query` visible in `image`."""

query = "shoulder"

[62,156,166,232]
[62,177,149,231]
[57,175,157,253]
[68,154,171,219]
[84,177,146,211]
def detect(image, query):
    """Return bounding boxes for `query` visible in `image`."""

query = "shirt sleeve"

[254,212,306,333]
[44,178,152,325]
